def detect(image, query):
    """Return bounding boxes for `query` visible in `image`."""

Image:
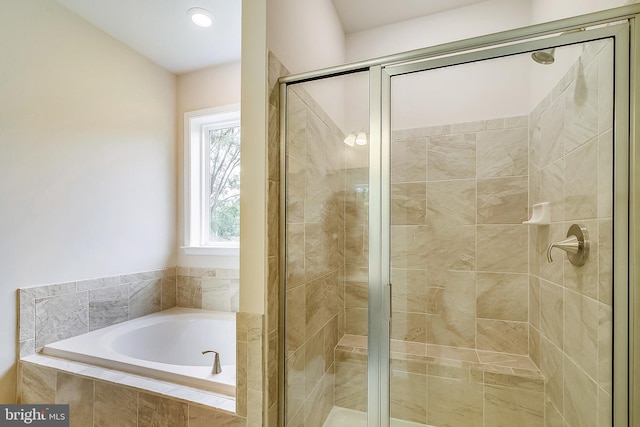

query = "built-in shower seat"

[334,334,546,425]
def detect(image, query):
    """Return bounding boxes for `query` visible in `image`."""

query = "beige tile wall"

[343,115,531,355]
[528,39,614,427]
[284,81,346,426]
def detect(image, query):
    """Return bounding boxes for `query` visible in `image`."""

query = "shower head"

[531,47,555,65]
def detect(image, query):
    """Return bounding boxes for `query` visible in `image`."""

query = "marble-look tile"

[539,96,565,167]
[94,382,137,427]
[286,155,306,224]
[247,335,263,393]
[451,119,485,134]
[129,279,161,319]
[89,284,128,331]
[391,138,427,183]
[426,271,476,318]
[392,182,427,225]
[334,361,367,412]
[21,282,76,299]
[345,280,368,308]
[540,336,564,413]
[323,317,338,372]
[546,400,564,427]
[477,225,528,273]
[598,303,612,395]
[540,280,563,349]
[597,130,613,218]
[426,344,477,363]
[529,275,541,329]
[138,392,188,427]
[425,225,476,271]
[390,370,427,424]
[189,405,245,427]
[391,268,427,313]
[305,330,325,401]
[20,363,56,403]
[565,139,598,220]
[428,133,476,181]
[55,373,93,427]
[477,176,528,224]
[598,42,614,133]
[540,159,564,222]
[477,127,528,178]
[161,276,177,310]
[177,276,202,309]
[236,340,247,418]
[286,286,305,356]
[35,292,89,348]
[303,372,331,427]
[476,351,537,370]
[477,272,528,321]
[564,60,598,155]
[202,278,239,312]
[598,219,613,305]
[426,179,476,226]
[484,385,544,426]
[427,375,483,427]
[598,387,612,427]
[505,116,528,128]
[476,319,528,354]
[344,307,368,336]
[427,313,475,348]
[564,289,598,379]
[305,272,339,339]
[539,223,565,285]
[563,356,597,427]
[19,339,36,358]
[268,179,280,258]
[344,226,366,266]
[286,223,305,289]
[391,311,427,343]
[484,371,544,392]
[286,348,305,423]
[529,326,541,369]
[19,291,35,341]
[77,275,121,291]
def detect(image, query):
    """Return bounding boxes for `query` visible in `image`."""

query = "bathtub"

[42,307,236,396]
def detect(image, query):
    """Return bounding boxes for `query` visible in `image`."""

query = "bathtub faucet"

[202,350,222,374]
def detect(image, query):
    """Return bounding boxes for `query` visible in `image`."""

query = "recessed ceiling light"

[188,7,214,28]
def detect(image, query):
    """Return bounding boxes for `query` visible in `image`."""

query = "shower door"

[381,26,629,427]
[281,12,635,427]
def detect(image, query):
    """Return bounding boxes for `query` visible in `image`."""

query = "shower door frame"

[279,4,640,426]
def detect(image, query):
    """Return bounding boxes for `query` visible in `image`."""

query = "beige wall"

[0,1,176,403]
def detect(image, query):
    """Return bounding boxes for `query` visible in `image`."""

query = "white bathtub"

[42,307,236,396]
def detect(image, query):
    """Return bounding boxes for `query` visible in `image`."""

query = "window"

[183,105,240,255]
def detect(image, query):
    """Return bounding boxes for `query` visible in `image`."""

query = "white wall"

[0,0,176,402]
[267,0,347,131]
[176,62,241,270]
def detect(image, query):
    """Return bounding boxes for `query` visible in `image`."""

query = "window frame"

[183,104,240,256]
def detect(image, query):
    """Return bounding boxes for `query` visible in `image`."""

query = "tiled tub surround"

[17,267,246,425]
[528,40,614,427]
[19,267,239,357]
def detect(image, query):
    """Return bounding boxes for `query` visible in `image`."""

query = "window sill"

[181,246,239,256]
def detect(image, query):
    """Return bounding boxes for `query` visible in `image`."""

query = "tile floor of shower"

[321,334,544,427]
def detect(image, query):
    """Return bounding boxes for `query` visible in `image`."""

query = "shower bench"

[334,334,546,427]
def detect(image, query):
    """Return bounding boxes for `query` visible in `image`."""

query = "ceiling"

[56,0,487,74]
[56,0,241,74]
[331,0,489,33]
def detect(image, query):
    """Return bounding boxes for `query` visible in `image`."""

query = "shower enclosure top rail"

[278,3,640,86]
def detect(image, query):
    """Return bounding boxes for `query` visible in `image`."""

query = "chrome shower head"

[531,47,555,65]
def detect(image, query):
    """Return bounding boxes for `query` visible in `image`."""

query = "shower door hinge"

[384,283,392,321]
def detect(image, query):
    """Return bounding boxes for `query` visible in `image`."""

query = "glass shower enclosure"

[280,6,638,427]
